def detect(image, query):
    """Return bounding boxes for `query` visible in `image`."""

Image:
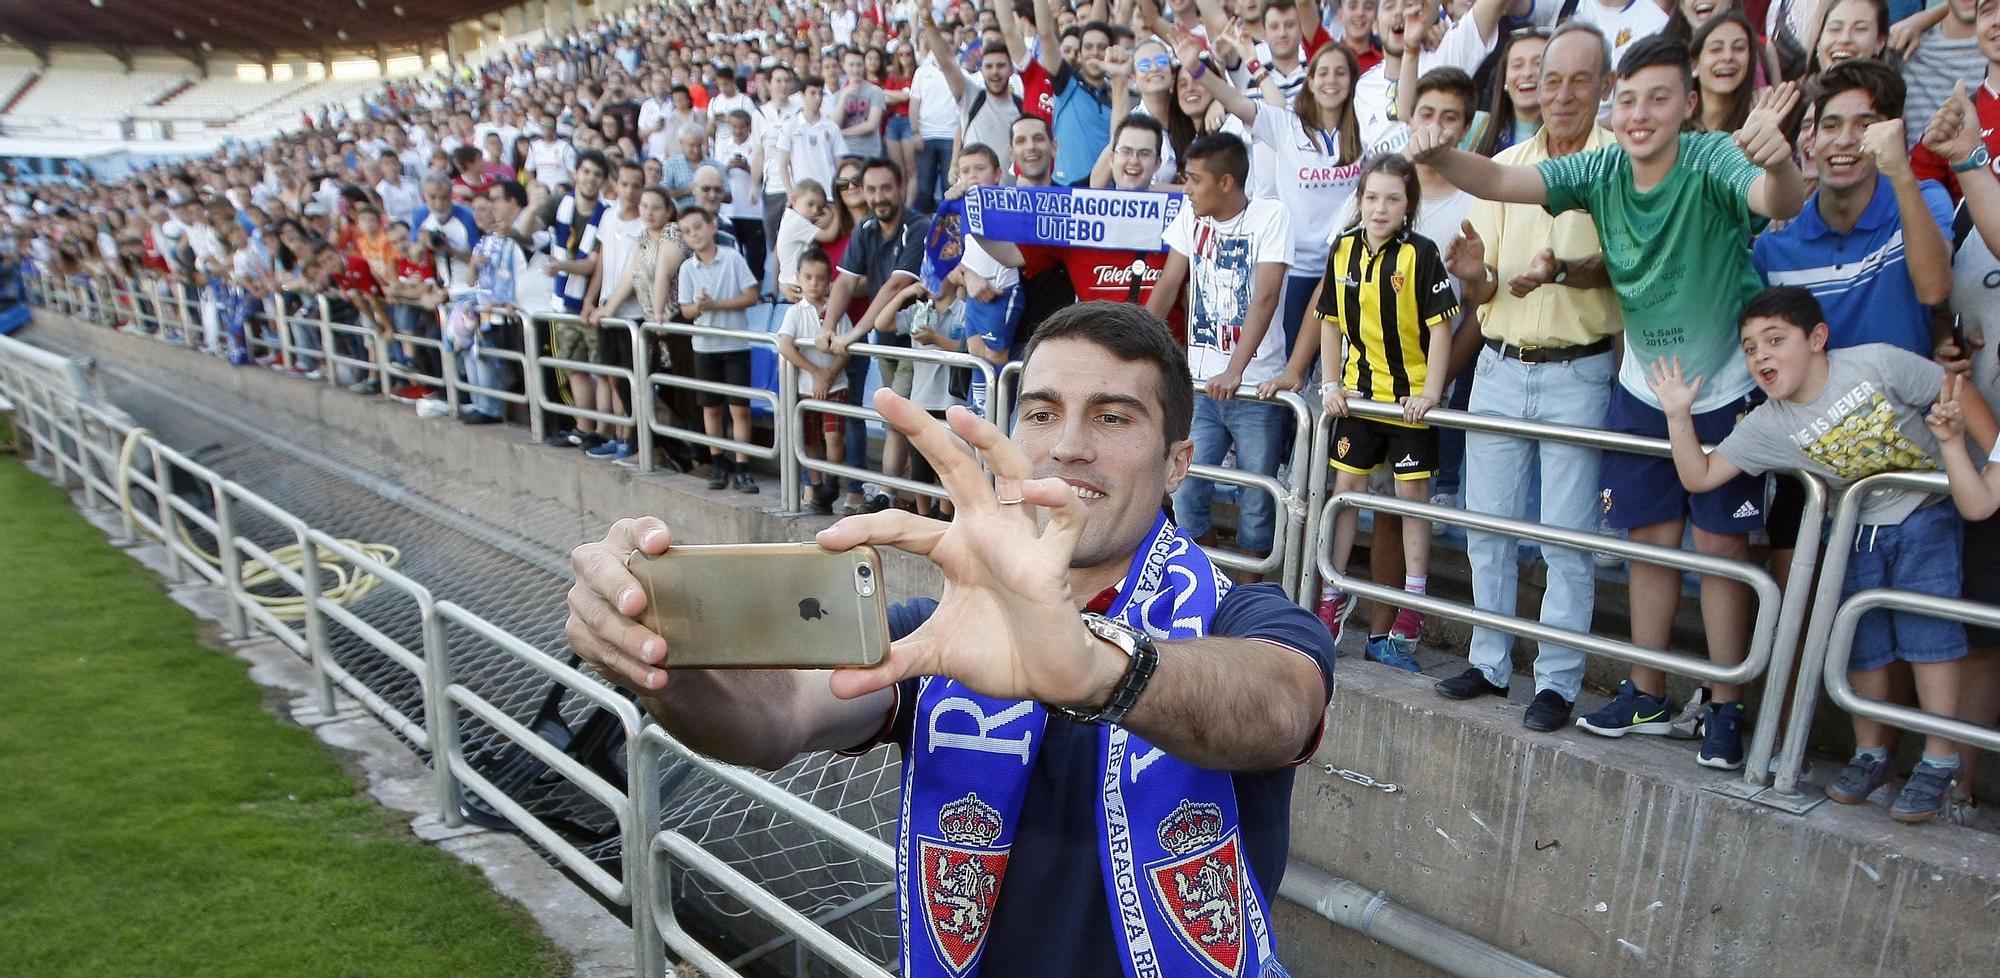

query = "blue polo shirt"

[882,582,1333,975]
[1752,174,1952,355]
[1049,62,1113,186]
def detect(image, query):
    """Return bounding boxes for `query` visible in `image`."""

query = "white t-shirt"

[1161,197,1292,385]
[1248,102,1363,272]
[760,102,801,193]
[594,209,648,315]
[783,116,847,195]
[1576,0,1671,78]
[910,61,961,141]
[775,206,823,289]
[958,233,1019,291]
[528,138,577,190]
[1353,16,1497,156]
[714,127,764,221]
[778,301,852,393]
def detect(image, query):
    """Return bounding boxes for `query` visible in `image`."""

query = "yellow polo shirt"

[1467,124,1624,348]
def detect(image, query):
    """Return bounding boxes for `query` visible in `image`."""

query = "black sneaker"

[1523,689,1575,732]
[1435,667,1508,701]
[543,427,577,446]
[734,471,760,494]
[577,432,608,452]
[707,465,729,490]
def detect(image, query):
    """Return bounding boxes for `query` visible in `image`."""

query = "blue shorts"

[885,114,913,141]
[965,285,1023,353]
[1843,501,1969,671]
[1600,384,1766,535]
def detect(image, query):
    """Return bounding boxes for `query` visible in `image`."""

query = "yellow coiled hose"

[116,426,400,621]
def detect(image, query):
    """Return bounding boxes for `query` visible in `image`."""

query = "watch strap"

[1954,144,1991,174]
[1051,617,1159,726]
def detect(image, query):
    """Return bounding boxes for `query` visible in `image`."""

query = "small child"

[776,249,852,515]
[877,276,968,521]
[950,146,1022,416]
[676,206,764,494]
[775,178,832,301]
[1315,154,1458,673]
[1652,286,1967,819]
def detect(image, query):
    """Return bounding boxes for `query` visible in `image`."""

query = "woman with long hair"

[1473,27,1549,157]
[1809,0,1890,75]
[1094,38,1212,187]
[880,45,918,209]
[1181,31,1364,358]
[1693,13,1765,133]
[826,160,868,270]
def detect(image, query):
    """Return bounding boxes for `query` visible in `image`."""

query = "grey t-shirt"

[676,247,757,353]
[1716,344,1945,525]
[837,82,888,159]
[1903,29,1986,150]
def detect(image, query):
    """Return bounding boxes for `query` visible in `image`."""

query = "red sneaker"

[1391,607,1423,641]
[1315,589,1354,640]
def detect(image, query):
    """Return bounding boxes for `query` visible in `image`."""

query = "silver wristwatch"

[1051,613,1159,726]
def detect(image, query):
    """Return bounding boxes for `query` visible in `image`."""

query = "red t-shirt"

[1910,82,2000,200]
[396,255,437,287]
[336,254,381,295]
[1059,247,1184,343]
[883,75,912,118]
[1018,60,1055,124]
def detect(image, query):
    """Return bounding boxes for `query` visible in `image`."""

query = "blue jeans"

[1463,347,1614,700]
[1279,272,1319,361]
[915,138,955,213]
[1173,396,1287,553]
[1434,369,1475,496]
[843,355,874,493]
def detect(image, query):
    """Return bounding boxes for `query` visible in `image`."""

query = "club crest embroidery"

[919,793,1007,975]
[1389,271,1406,294]
[1146,800,1246,976]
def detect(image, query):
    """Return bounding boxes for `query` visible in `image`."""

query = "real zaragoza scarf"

[899,512,1285,978]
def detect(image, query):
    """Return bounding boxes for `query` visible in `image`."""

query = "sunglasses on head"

[1507,26,1553,40]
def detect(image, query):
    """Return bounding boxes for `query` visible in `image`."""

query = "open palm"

[818,391,1102,706]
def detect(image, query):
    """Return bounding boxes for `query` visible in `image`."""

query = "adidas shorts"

[1330,415,1437,482]
[1599,384,1765,535]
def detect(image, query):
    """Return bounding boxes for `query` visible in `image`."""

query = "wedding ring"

[996,496,1026,505]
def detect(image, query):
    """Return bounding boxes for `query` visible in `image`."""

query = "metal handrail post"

[437,307,463,416]
[523,311,548,444]
[315,295,338,386]
[418,600,465,829]
[173,279,196,345]
[776,347,801,512]
[295,526,338,716]
[1740,474,1829,789]
[209,472,251,640]
[630,319,655,473]
[627,722,665,978]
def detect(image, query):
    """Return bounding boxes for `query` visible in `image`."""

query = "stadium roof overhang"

[0,0,515,70]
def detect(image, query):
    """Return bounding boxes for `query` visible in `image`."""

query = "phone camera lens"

[858,564,872,578]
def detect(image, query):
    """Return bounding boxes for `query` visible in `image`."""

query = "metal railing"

[638,320,796,506]
[525,311,648,445]
[1308,398,1828,797]
[634,725,896,978]
[1776,471,2000,801]
[790,340,996,505]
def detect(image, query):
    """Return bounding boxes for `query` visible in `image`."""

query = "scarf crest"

[899,513,1284,978]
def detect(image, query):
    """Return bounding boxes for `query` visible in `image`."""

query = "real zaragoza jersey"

[1316,227,1458,412]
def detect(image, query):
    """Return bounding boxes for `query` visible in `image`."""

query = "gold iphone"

[630,543,890,669]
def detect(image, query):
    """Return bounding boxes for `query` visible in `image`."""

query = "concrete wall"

[30,315,2000,978]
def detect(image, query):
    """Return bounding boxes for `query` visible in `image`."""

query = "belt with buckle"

[1485,336,1612,364]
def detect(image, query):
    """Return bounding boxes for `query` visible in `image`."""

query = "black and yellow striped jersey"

[1315,228,1459,404]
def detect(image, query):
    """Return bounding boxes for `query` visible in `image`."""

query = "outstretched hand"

[1443,219,1486,283]
[814,390,1105,706]
[1735,82,1800,170]
[1645,356,1704,416]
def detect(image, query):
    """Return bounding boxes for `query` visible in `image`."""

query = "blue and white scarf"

[899,513,1283,978]
[550,192,605,312]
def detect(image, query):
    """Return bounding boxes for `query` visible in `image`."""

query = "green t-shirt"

[1538,131,1764,413]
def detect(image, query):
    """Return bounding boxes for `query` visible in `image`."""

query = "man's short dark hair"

[1114,113,1166,153]
[1185,133,1250,188]
[679,205,717,225]
[1080,20,1113,43]
[798,247,833,276]
[1616,35,1692,93]
[801,73,826,90]
[1415,67,1478,118]
[1021,301,1193,453]
[493,180,528,207]
[1740,285,1825,333]
[863,156,903,184]
[960,143,1002,171]
[1813,58,1906,122]
[575,149,612,178]
[1011,113,1052,140]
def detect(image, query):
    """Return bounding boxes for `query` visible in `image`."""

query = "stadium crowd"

[15,0,2000,827]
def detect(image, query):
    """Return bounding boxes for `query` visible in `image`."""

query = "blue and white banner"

[964,185,1183,252]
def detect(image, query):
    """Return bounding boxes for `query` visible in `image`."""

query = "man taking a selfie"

[565,301,1331,977]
